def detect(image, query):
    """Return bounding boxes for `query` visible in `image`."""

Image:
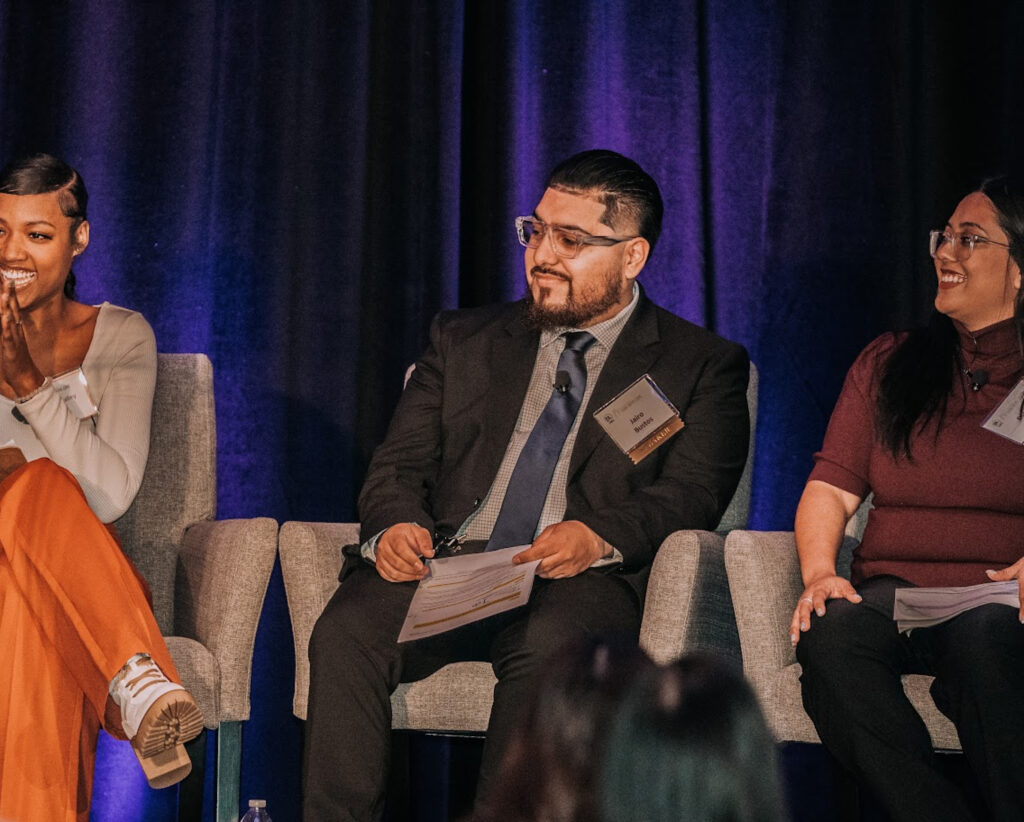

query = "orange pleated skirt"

[0,459,181,822]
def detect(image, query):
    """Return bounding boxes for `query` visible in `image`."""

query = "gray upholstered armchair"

[723,503,961,750]
[280,363,758,731]
[112,354,279,821]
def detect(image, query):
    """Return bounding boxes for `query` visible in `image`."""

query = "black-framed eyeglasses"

[515,216,637,259]
[929,229,1011,262]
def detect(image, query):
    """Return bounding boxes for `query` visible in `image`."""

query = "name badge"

[52,368,98,420]
[981,377,1024,445]
[594,374,684,464]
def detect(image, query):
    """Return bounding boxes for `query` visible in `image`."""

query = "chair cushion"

[766,664,960,750]
[391,663,495,733]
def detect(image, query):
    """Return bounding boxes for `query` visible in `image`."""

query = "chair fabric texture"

[280,362,759,731]
[724,527,961,750]
[116,354,217,634]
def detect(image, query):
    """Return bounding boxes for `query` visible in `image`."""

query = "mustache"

[531,266,569,281]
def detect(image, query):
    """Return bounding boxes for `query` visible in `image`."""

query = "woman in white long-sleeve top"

[0,154,202,822]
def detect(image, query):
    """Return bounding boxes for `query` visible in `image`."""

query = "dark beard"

[523,267,623,330]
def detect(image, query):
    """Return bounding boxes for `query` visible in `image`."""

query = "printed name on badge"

[594,374,684,464]
[981,377,1024,445]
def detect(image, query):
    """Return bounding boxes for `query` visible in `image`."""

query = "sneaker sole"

[131,690,204,789]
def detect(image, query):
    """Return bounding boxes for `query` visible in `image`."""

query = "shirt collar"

[953,316,1022,359]
[540,281,640,351]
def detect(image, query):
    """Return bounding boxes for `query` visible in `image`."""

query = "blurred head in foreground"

[480,634,654,822]
[601,653,784,822]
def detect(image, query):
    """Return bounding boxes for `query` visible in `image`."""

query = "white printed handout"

[893,580,1020,633]
[397,545,540,643]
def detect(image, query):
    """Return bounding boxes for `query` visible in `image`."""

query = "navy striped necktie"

[486,331,596,550]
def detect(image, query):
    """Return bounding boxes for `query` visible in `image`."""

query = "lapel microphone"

[967,368,989,392]
[554,371,571,394]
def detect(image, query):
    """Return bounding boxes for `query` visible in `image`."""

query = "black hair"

[546,149,664,254]
[476,635,654,822]
[601,653,785,822]
[983,174,1024,318]
[0,153,88,299]
[877,174,1024,458]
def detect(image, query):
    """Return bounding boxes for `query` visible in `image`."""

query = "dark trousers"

[302,562,641,822]
[795,575,1024,822]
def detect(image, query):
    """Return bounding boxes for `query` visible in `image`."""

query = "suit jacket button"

[473,498,481,507]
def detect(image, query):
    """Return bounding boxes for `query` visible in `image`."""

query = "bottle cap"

[248,799,267,808]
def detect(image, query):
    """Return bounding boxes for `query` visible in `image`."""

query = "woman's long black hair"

[877,175,1024,458]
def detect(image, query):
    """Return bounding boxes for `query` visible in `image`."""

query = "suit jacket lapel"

[479,307,539,479]
[568,292,661,478]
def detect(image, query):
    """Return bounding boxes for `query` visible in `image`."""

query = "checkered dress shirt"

[460,285,639,556]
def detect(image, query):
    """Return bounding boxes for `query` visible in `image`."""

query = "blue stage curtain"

[2,1,1023,818]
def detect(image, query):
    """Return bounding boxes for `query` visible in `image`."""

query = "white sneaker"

[109,654,204,789]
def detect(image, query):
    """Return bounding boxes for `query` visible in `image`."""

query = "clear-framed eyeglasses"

[515,216,637,259]
[928,229,1011,262]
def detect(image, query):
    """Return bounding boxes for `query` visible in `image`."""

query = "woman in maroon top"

[790,176,1024,822]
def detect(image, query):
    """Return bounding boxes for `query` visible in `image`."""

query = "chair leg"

[178,729,207,821]
[215,721,243,822]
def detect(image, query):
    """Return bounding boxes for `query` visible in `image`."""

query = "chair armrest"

[173,517,278,721]
[724,531,802,696]
[279,521,360,719]
[640,530,739,665]
[724,530,858,697]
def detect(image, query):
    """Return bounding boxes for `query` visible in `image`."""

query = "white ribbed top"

[0,303,157,522]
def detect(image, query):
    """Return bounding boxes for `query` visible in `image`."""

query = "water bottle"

[240,799,272,822]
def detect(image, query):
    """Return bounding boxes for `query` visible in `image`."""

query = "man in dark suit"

[303,150,750,821]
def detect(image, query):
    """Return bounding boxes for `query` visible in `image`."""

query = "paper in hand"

[893,580,1019,632]
[398,545,539,642]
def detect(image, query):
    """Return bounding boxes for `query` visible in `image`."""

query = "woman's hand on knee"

[789,576,862,645]
[986,557,1024,622]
